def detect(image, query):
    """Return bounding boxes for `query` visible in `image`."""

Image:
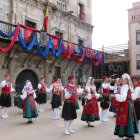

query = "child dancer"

[109,78,121,117]
[132,76,140,134]
[62,76,84,135]
[100,76,115,122]
[36,77,47,112]
[47,78,63,120]
[0,74,14,118]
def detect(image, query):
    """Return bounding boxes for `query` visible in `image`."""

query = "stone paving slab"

[0,101,139,140]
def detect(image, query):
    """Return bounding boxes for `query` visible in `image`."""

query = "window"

[54,66,61,78]
[57,0,68,11]
[78,3,85,20]
[25,20,36,28]
[136,55,140,69]
[78,39,84,46]
[137,60,140,69]
[136,31,140,45]
[55,31,63,38]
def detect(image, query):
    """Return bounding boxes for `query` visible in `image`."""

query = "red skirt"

[82,97,99,115]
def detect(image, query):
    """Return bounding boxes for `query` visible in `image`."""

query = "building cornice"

[47,2,94,30]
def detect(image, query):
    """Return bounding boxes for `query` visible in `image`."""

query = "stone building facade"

[0,0,94,101]
[128,2,140,76]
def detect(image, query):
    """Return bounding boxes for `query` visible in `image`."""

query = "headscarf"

[85,77,94,93]
[23,80,34,94]
[122,73,134,92]
[122,73,131,81]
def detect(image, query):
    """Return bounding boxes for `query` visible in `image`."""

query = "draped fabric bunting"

[36,36,51,58]
[0,30,15,38]
[24,28,33,42]
[18,32,36,51]
[0,24,104,66]
[50,36,63,57]
[62,41,73,59]
[0,24,20,52]
[72,47,86,62]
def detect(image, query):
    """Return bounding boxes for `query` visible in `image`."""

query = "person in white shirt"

[0,74,15,118]
[113,73,138,140]
[81,77,101,127]
[47,77,63,120]
[20,80,38,124]
[132,76,140,134]
[109,78,122,117]
[62,76,84,135]
[100,76,115,122]
[36,77,47,112]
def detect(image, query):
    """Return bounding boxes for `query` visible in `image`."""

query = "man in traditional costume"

[100,76,115,121]
[20,80,38,124]
[81,77,100,127]
[113,73,138,140]
[0,74,14,118]
[47,78,63,120]
[62,76,84,135]
[36,77,47,112]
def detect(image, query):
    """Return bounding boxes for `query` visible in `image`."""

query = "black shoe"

[27,120,33,124]
[88,124,94,127]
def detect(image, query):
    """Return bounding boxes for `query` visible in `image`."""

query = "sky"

[92,0,140,49]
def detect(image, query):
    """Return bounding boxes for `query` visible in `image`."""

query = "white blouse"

[132,86,140,100]
[21,88,36,100]
[115,84,129,102]
[0,80,15,92]
[102,82,115,91]
[64,84,84,99]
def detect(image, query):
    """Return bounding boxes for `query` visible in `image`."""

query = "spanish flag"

[43,5,49,32]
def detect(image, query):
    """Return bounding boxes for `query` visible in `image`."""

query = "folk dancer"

[113,73,138,140]
[36,77,47,112]
[132,76,140,134]
[81,77,101,127]
[62,76,84,135]
[0,74,15,118]
[109,78,122,117]
[20,80,38,124]
[100,76,115,122]
[47,78,63,120]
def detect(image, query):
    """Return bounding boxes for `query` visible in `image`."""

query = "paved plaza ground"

[0,101,139,140]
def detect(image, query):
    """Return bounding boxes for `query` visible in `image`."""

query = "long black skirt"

[100,95,110,109]
[51,94,62,109]
[36,92,47,104]
[134,101,140,120]
[62,102,77,120]
[0,93,11,107]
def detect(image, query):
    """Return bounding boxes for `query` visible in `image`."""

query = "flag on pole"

[43,5,49,32]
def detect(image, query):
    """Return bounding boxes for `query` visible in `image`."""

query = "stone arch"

[15,69,38,94]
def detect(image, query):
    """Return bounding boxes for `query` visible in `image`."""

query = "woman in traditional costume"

[81,77,100,127]
[113,73,138,140]
[21,80,38,124]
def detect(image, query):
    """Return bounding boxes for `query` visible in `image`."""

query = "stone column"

[8,56,16,107]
